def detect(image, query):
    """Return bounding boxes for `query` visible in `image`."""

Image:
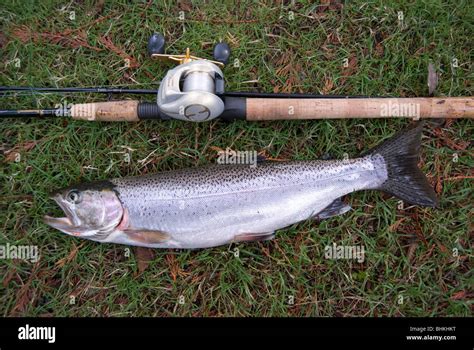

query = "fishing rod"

[1,33,473,122]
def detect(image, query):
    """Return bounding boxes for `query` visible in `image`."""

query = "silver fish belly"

[108,155,387,248]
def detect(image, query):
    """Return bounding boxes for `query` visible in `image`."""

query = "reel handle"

[147,33,165,56]
[213,42,231,65]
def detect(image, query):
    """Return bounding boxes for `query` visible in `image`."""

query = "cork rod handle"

[246,97,474,120]
[71,100,140,121]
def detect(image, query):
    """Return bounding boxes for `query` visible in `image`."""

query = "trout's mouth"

[44,195,84,236]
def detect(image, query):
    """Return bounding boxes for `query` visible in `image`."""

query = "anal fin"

[314,197,351,220]
[233,232,275,242]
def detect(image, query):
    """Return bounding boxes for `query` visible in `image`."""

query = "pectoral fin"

[233,232,275,242]
[123,229,170,244]
[315,197,351,220]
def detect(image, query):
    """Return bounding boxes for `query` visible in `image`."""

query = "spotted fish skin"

[107,156,387,248]
[45,123,438,249]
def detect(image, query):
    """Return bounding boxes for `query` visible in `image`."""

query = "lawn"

[0,0,472,317]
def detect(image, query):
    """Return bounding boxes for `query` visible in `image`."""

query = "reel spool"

[148,33,231,122]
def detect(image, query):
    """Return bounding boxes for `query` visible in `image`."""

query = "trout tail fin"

[368,122,438,207]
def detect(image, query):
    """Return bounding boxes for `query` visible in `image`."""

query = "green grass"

[0,0,472,317]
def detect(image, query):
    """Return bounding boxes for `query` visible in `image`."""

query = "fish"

[44,123,438,249]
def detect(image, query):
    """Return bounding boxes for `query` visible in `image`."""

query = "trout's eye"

[67,190,82,204]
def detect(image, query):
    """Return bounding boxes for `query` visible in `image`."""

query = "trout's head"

[44,181,124,239]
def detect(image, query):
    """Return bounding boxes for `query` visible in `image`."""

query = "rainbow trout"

[44,123,437,249]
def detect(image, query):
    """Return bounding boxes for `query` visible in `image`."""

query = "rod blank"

[0,86,158,95]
